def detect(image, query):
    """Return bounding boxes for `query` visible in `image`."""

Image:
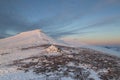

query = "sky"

[0,0,120,45]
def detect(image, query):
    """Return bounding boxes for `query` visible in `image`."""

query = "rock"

[46,45,59,53]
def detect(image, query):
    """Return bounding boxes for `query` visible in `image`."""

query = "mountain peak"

[19,29,43,35]
[31,29,42,33]
[0,29,57,49]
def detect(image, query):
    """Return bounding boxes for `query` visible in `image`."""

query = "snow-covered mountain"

[0,29,57,49]
[0,29,120,80]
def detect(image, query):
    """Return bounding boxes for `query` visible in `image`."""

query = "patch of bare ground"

[9,46,120,80]
[0,52,9,56]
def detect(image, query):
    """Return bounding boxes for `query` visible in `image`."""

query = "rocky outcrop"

[46,45,60,53]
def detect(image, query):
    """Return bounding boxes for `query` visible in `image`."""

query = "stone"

[46,45,59,53]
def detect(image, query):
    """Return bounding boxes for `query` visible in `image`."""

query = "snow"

[66,62,101,80]
[0,47,45,66]
[62,40,120,57]
[0,67,17,76]
[84,45,120,57]
[0,68,101,80]
[0,29,57,49]
[46,45,59,53]
[88,69,100,80]
[0,71,43,80]
[78,64,101,80]
[0,29,119,80]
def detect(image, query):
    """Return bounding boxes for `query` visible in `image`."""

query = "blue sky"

[0,0,120,45]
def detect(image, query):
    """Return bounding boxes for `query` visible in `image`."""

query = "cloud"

[92,0,120,11]
[72,15,120,32]
[0,0,93,39]
[49,32,76,38]
[49,30,96,39]
[0,11,42,38]
[0,0,84,38]
[0,0,120,39]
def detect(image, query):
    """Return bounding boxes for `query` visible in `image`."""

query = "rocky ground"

[8,44,120,80]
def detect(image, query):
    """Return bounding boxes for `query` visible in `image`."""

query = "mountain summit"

[0,29,56,49]
[19,29,42,35]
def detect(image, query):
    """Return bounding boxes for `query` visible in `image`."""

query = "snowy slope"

[0,29,56,49]
[0,30,120,80]
[62,40,120,57]
[0,29,57,66]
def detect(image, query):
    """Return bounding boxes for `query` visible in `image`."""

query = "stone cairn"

[46,45,61,53]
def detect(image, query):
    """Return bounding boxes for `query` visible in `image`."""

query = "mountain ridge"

[0,29,56,49]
